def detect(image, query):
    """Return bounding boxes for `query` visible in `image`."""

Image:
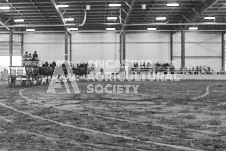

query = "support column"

[69,33,72,62]
[21,34,24,65]
[65,30,68,61]
[122,29,126,62]
[170,32,173,62]
[222,32,225,70]
[119,33,123,64]
[119,28,127,66]
[9,30,13,66]
[120,27,126,64]
[181,28,185,68]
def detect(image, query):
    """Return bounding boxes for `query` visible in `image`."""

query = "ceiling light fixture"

[69,28,78,31]
[107,17,117,20]
[147,28,157,30]
[64,18,74,21]
[156,17,166,20]
[204,17,215,20]
[0,6,10,9]
[189,27,198,30]
[141,4,146,9]
[56,5,69,8]
[14,19,24,22]
[26,29,35,32]
[86,5,90,10]
[106,28,115,31]
[166,3,179,7]
[109,4,121,7]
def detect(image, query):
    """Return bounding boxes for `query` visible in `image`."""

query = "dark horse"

[40,62,55,84]
[62,63,69,78]
[72,63,88,79]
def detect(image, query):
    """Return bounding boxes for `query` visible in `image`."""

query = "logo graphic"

[47,61,80,94]
[47,59,180,94]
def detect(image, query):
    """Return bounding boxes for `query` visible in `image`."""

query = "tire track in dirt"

[0,116,60,143]
[0,116,13,123]
[0,101,147,151]
[19,89,220,150]
[19,88,223,136]
[192,85,211,100]
[0,101,203,151]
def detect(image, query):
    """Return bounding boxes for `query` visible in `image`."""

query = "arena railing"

[129,67,226,75]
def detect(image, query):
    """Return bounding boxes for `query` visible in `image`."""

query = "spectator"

[23,52,28,61]
[28,53,32,60]
[32,51,38,61]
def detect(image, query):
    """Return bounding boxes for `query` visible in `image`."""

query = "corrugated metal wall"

[23,33,65,63]
[172,32,181,68]
[224,34,226,70]
[126,32,170,63]
[71,32,119,72]
[0,31,223,71]
[0,33,21,56]
[173,32,222,71]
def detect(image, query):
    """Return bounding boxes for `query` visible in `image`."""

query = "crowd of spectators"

[131,62,175,73]
[133,62,173,69]
[133,62,155,68]
[177,66,214,74]
[132,62,220,75]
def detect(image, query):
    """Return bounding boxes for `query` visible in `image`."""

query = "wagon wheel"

[20,75,27,87]
[8,75,15,87]
[20,78,26,87]
[26,77,32,87]
[35,74,42,85]
[26,73,33,87]
[32,75,37,85]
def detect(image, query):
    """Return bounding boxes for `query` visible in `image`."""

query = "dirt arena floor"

[0,79,226,151]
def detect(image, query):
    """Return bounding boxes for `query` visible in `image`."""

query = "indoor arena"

[0,0,226,151]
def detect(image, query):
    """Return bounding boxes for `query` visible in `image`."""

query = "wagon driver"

[33,51,38,61]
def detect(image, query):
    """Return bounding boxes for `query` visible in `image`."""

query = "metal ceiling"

[0,0,225,31]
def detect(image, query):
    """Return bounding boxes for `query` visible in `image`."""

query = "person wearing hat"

[23,51,28,61]
[28,53,32,61]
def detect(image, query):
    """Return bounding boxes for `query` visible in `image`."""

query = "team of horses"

[35,61,175,84]
[37,62,90,84]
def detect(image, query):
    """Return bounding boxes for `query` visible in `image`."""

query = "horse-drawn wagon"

[8,60,42,87]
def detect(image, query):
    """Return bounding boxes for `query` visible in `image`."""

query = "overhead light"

[106,28,115,31]
[166,3,179,7]
[107,17,117,20]
[56,5,69,8]
[147,28,157,30]
[141,4,146,9]
[86,5,90,10]
[189,27,198,30]
[69,28,78,31]
[64,18,74,21]
[26,29,35,32]
[0,6,10,9]
[156,17,166,20]
[204,17,215,20]
[14,19,24,22]
[109,4,121,7]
